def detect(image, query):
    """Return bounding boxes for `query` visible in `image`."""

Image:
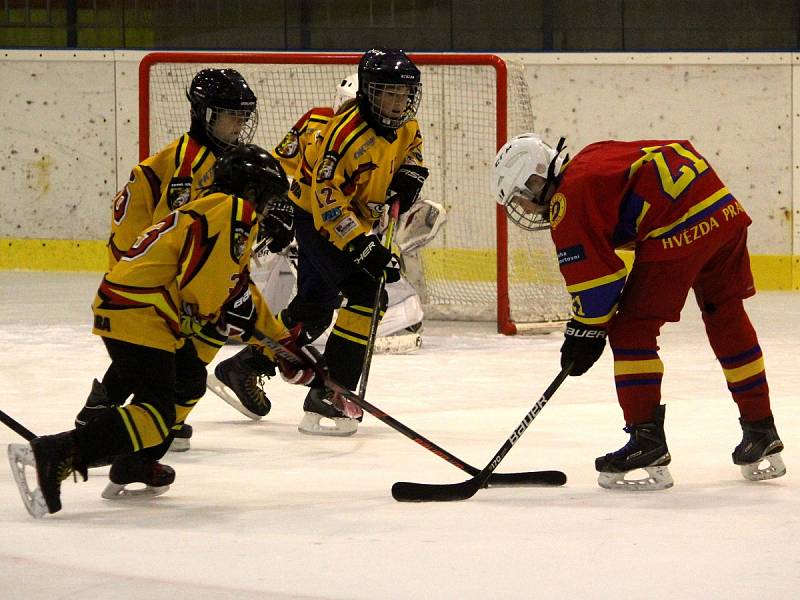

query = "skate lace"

[246,373,268,408]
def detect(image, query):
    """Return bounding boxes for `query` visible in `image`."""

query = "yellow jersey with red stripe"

[93,192,288,354]
[108,133,215,270]
[273,106,334,214]
[305,105,425,249]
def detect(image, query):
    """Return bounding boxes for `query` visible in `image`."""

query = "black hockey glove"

[388,164,429,214]
[347,234,401,283]
[258,200,295,253]
[560,319,607,376]
[218,280,256,341]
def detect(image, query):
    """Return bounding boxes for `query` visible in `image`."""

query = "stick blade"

[486,470,567,487]
[391,479,481,502]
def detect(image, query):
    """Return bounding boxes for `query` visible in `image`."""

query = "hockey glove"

[276,340,320,387]
[560,319,607,376]
[347,234,401,283]
[218,281,256,341]
[259,199,295,253]
[388,164,429,214]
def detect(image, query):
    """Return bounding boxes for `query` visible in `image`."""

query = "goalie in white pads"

[492,133,785,491]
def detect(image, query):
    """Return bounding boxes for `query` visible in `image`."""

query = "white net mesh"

[143,54,570,329]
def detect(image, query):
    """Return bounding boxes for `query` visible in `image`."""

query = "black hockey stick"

[391,364,572,502]
[252,329,566,488]
[0,409,37,441]
[357,200,401,400]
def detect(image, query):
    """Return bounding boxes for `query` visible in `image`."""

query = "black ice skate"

[167,423,193,453]
[595,405,673,491]
[74,378,116,428]
[207,346,274,420]
[101,454,176,500]
[732,415,786,481]
[298,387,362,437]
[7,432,88,518]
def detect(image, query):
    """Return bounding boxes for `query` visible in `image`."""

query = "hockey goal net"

[139,52,570,334]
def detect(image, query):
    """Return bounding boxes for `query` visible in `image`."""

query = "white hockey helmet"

[491,133,567,231]
[333,73,358,114]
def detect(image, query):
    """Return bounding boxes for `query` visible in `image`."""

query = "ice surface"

[0,271,797,599]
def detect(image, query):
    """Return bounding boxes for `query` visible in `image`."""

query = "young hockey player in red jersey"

[492,133,785,490]
[8,145,316,517]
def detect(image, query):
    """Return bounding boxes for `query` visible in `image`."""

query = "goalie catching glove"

[388,164,429,214]
[347,234,401,283]
[560,319,607,376]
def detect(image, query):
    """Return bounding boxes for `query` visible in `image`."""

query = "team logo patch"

[231,225,250,262]
[167,177,192,210]
[334,216,358,238]
[550,192,567,229]
[366,202,388,219]
[322,207,342,222]
[275,132,300,158]
[557,244,586,266]
[317,153,338,182]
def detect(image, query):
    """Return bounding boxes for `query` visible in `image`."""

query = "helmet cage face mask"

[365,81,421,129]
[504,175,550,232]
[204,106,259,153]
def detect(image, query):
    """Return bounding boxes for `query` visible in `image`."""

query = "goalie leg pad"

[7,443,49,519]
[597,465,674,491]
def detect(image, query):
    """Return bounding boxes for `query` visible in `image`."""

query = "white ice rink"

[0,271,798,600]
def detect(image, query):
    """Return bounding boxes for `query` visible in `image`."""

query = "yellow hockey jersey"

[93,192,288,355]
[273,106,335,214]
[301,105,425,249]
[108,133,215,269]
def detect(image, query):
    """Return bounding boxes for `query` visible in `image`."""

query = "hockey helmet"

[212,144,289,220]
[333,73,358,114]
[357,48,421,130]
[491,133,568,231]
[187,68,259,153]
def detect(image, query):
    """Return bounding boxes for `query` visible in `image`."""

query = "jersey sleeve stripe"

[566,267,628,293]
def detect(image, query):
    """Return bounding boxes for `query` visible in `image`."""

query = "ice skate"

[101,454,175,499]
[596,405,673,491]
[732,415,786,481]
[298,387,362,437]
[75,378,116,428]
[207,346,274,420]
[8,432,87,518]
[167,423,192,453]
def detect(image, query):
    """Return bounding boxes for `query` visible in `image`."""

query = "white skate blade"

[598,465,674,491]
[298,412,358,437]
[7,443,49,518]
[101,481,170,500]
[740,452,786,481]
[206,376,263,421]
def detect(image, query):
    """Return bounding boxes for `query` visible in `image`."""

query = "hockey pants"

[608,227,771,425]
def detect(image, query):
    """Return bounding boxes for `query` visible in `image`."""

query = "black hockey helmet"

[187,68,259,153]
[212,144,289,220]
[357,48,421,130]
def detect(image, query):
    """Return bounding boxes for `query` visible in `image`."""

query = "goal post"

[138,51,570,334]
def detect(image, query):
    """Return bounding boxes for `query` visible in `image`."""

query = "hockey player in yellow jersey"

[76,68,276,451]
[8,146,317,517]
[107,68,258,268]
[209,75,355,420]
[287,48,428,436]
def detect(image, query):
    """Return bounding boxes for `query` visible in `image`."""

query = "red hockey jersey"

[550,140,751,326]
